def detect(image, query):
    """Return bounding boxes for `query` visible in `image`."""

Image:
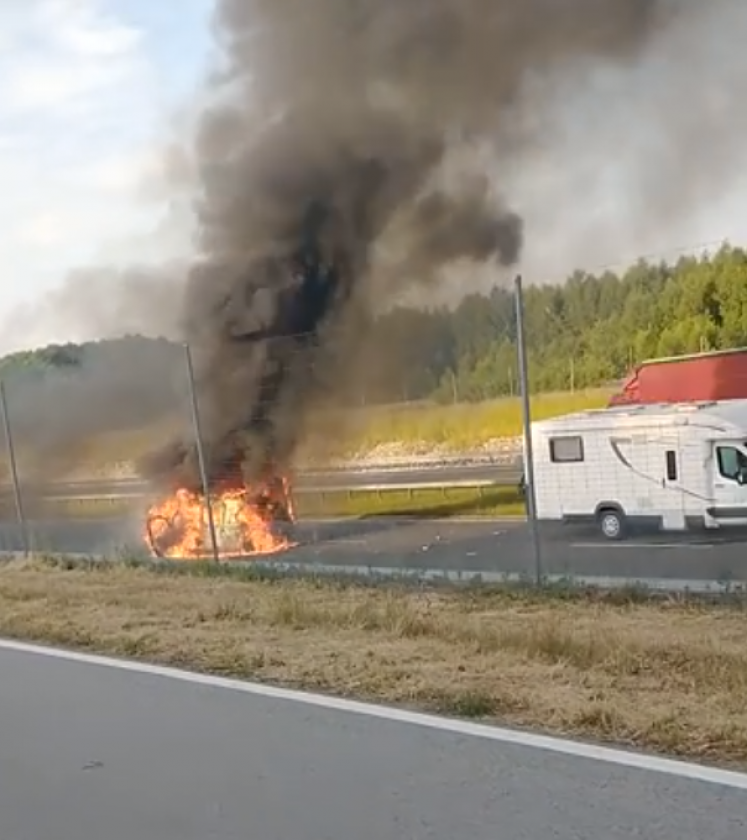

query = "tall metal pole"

[183,343,220,563]
[0,381,29,556]
[514,275,542,585]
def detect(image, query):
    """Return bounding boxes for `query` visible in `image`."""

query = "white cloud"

[81,148,162,194]
[1,0,145,114]
[14,211,80,247]
[0,0,200,329]
[41,0,142,57]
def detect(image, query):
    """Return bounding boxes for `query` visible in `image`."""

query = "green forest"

[3,243,747,407]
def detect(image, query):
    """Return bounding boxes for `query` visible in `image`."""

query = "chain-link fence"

[0,269,745,591]
[0,341,193,558]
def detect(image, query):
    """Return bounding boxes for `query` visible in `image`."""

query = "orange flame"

[144,475,297,560]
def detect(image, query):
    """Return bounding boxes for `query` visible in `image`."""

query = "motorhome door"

[710,443,747,525]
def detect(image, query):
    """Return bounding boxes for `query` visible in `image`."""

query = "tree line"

[3,243,747,406]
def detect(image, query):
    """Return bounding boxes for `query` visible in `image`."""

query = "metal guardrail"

[37,478,516,503]
[0,466,523,502]
[297,479,511,492]
[4,467,520,484]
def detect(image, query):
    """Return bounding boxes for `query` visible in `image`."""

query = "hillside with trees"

[2,244,747,409]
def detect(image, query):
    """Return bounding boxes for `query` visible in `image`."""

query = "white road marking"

[0,638,745,791]
[322,538,370,546]
[571,542,716,550]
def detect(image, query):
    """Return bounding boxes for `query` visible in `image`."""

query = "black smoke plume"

[140,0,673,490]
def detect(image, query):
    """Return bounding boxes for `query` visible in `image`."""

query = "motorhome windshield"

[717,445,747,483]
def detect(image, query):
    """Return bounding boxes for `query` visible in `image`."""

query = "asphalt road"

[0,642,745,840]
[3,515,746,590]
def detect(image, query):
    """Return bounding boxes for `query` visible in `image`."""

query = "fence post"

[183,343,220,563]
[0,380,29,556]
[514,275,542,586]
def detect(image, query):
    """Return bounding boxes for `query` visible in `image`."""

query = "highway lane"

[2,515,746,590]
[0,642,744,840]
[281,519,747,589]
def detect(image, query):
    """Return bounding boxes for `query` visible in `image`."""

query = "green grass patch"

[300,486,524,518]
[344,389,611,451]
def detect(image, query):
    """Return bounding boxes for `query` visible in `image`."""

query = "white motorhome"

[529,399,747,540]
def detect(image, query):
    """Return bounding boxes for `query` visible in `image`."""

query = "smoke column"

[140,0,676,489]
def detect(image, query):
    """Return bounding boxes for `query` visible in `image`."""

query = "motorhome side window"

[549,435,584,463]
[716,446,747,481]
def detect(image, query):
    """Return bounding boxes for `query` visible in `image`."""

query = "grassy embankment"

[344,388,611,452]
[7,389,610,519]
[68,388,613,468]
[1,556,746,767]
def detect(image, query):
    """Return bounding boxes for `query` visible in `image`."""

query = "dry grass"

[1,558,746,767]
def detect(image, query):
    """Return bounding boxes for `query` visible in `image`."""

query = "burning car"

[144,468,297,560]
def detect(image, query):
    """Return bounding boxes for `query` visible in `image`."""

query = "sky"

[1,0,746,351]
[0,0,212,322]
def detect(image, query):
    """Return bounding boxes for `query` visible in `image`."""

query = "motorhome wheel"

[598,508,626,541]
